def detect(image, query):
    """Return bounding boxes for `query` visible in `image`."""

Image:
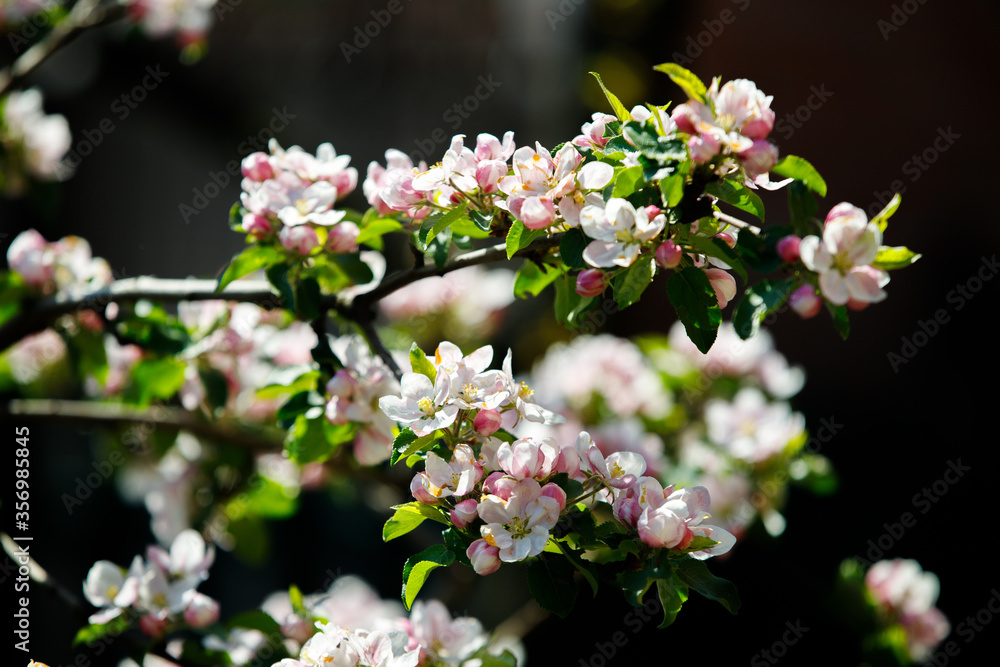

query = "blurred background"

[2,0,998,664]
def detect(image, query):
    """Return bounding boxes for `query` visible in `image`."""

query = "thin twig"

[0,0,127,96]
[4,399,285,451]
[712,209,762,236]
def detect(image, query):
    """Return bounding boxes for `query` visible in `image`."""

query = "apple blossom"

[473,408,503,436]
[183,591,220,628]
[575,268,606,297]
[705,387,806,462]
[705,267,737,308]
[580,198,666,268]
[776,234,802,263]
[478,478,564,563]
[407,600,487,664]
[799,202,890,306]
[467,539,502,576]
[655,239,683,269]
[411,443,482,501]
[866,559,950,662]
[789,284,822,319]
[1,87,72,189]
[378,372,457,437]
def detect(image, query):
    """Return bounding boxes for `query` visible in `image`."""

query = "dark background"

[2,0,998,665]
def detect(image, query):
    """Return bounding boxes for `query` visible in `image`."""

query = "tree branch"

[1,233,565,352]
[713,209,762,236]
[0,0,127,97]
[3,399,285,451]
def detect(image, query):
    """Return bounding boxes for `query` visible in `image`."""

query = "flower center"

[505,516,529,538]
[518,382,534,399]
[610,461,626,479]
[417,397,435,415]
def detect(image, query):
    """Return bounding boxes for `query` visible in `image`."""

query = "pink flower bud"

[655,240,683,269]
[482,472,515,500]
[450,499,479,529]
[183,592,220,628]
[241,152,274,182]
[473,409,502,436]
[540,482,567,512]
[846,298,870,312]
[278,225,320,255]
[714,232,736,249]
[789,285,822,319]
[139,613,169,637]
[776,235,801,263]
[575,269,606,297]
[242,213,274,238]
[643,204,662,219]
[467,539,501,576]
[326,221,360,253]
[7,228,53,288]
[705,268,737,308]
[410,473,438,504]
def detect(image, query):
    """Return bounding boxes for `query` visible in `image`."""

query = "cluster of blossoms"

[5,228,111,294]
[376,340,734,579]
[200,574,514,666]
[239,139,360,256]
[0,88,72,195]
[779,202,892,313]
[517,323,814,540]
[82,529,219,636]
[672,77,784,189]
[864,559,950,663]
[122,0,219,46]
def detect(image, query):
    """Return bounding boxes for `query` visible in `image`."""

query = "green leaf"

[285,412,337,463]
[612,164,644,198]
[409,343,437,383]
[870,193,902,232]
[421,206,468,247]
[772,155,827,197]
[732,278,794,339]
[226,609,284,635]
[514,261,566,299]
[554,273,596,328]
[257,369,320,399]
[131,357,186,404]
[266,262,295,308]
[666,267,722,353]
[473,649,519,667]
[873,245,921,271]
[588,71,631,122]
[383,502,450,542]
[827,302,850,340]
[402,544,455,609]
[73,615,132,646]
[244,478,299,518]
[559,228,590,270]
[356,217,404,247]
[656,577,690,628]
[294,276,322,321]
[525,555,578,618]
[217,244,284,292]
[330,253,375,285]
[787,182,819,233]
[624,124,687,161]
[674,558,740,614]
[653,62,708,103]
[611,256,654,309]
[505,219,546,259]
[391,430,438,466]
[705,179,765,222]
[659,173,685,208]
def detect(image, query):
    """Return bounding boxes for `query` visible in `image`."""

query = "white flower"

[799,203,890,305]
[378,372,458,437]
[478,479,563,563]
[580,198,665,268]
